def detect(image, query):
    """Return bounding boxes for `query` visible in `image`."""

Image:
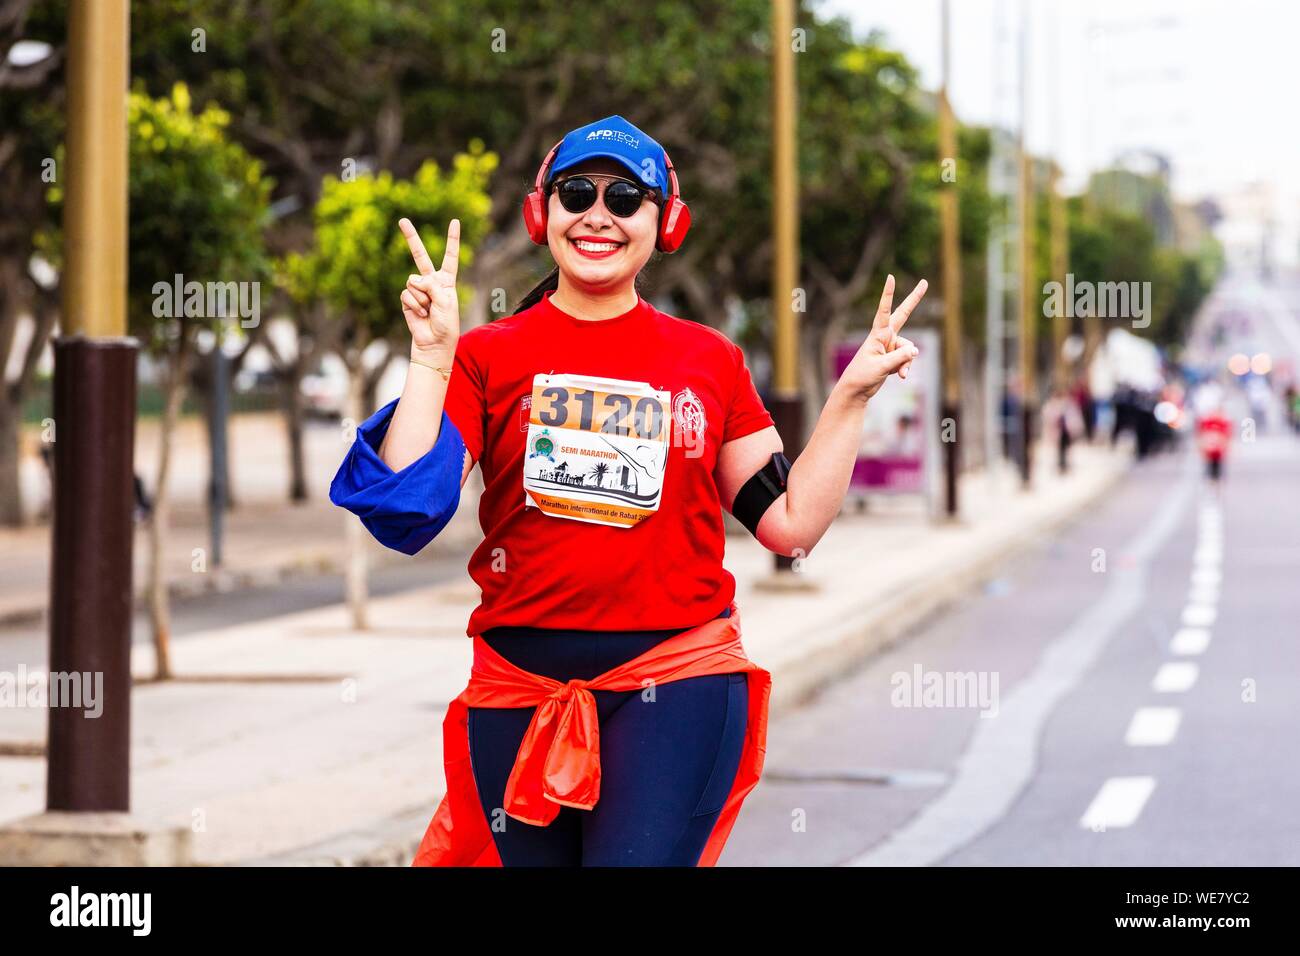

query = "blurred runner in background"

[1194,383,1232,490]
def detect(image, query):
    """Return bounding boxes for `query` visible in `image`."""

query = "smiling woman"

[329,113,926,868]
[537,157,662,316]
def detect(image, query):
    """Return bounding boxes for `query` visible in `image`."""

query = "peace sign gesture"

[399,217,461,360]
[838,274,928,403]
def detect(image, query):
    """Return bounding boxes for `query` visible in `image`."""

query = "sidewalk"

[0,439,1129,865]
[0,411,483,624]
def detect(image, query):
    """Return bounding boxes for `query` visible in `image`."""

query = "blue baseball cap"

[546,115,669,196]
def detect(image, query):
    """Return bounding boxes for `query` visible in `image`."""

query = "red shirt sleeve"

[724,341,775,444]
[442,329,487,464]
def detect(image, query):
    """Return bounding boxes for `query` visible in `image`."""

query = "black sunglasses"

[551,175,658,218]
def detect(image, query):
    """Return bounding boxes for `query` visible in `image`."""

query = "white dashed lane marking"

[1079,777,1158,830]
[1171,627,1212,655]
[1181,604,1217,628]
[1191,567,1221,586]
[1152,661,1199,693]
[1125,706,1182,746]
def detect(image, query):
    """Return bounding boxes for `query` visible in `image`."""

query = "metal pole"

[770,0,803,572]
[984,143,1006,483]
[1048,4,1069,398]
[938,0,963,518]
[208,341,228,568]
[47,0,136,812]
[1082,22,1104,375]
[1017,0,1036,489]
[1049,162,1068,389]
[985,0,1011,492]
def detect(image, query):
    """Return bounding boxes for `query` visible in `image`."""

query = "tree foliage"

[41,82,273,351]
[281,145,495,349]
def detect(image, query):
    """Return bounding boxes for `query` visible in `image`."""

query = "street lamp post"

[770,0,804,575]
[46,0,136,813]
[938,0,963,518]
[1017,2,1036,489]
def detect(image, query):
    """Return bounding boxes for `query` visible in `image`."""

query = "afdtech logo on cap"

[585,129,641,149]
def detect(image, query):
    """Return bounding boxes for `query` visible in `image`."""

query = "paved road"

[723,275,1300,866]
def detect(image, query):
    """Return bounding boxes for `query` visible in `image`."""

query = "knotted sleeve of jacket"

[329,397,466,556]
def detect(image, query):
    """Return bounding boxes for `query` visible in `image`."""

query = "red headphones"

[522,138,692,253]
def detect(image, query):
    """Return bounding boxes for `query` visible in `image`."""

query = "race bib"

[522,372,671,528]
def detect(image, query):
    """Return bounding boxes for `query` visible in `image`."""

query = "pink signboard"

[832,337,928,493]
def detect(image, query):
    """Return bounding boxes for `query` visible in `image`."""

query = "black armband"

[732,452,792,537]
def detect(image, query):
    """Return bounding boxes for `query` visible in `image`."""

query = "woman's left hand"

[837,274,928,404]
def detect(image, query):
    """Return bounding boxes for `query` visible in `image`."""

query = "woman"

[331,115,925,866]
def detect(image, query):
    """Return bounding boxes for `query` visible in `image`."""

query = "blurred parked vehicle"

[300,373,347,419]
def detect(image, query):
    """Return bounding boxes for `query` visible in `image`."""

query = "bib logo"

[672,387,707,456]
[528,429,556,463]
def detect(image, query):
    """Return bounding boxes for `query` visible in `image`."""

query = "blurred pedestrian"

[1285,383,1300,435]
[1132,390,1159,460]
[1041,386,1084,474]
[134,473,153,522]
[1001,375,1023,463]
[1072,378,1096,443]
[1196,399,1232,488]
[1111,385,1135,447]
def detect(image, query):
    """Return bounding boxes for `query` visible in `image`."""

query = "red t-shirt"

[1197,412,1231,460]
[442,288,775,635]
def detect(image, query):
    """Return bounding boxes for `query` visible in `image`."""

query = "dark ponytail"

[512,266,560,314]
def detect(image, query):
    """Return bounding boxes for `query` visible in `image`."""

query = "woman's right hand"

[399,217,460,362]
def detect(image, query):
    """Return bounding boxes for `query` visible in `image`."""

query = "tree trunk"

[0,281,60,527]
[362,375,379,423]
[148,344,189,680]
[343,360,368,630]
[265,302,327,506]
[0,389,22,527]
[284,362,308,502]
[0,257,28,528]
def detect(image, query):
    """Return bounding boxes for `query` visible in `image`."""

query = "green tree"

[44,82,273,679]
[0,0,64,526]
[281,147,493,627]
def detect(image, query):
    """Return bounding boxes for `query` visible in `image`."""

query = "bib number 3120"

[522,372,671,528]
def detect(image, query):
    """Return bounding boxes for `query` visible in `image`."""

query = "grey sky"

[818,0,1299,259]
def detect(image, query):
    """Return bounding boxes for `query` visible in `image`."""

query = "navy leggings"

[468,606,748,866]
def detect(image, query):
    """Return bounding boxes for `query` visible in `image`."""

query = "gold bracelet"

[410,356,451,381]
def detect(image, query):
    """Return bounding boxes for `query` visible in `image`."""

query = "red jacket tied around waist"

[411,600,771,866]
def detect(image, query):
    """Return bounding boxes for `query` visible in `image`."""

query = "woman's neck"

[548,278,639,322]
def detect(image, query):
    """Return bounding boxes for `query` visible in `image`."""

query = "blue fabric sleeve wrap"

[328,397,466,556]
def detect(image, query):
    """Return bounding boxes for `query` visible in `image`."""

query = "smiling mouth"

[570,237,624,259]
